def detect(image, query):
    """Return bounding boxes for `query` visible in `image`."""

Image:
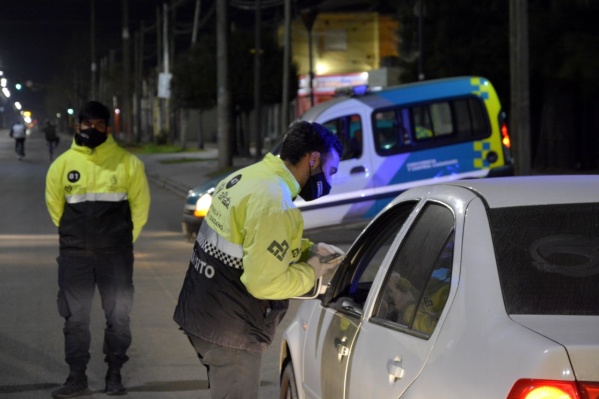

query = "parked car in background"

[280,175,599,399]
[183,76,513,239]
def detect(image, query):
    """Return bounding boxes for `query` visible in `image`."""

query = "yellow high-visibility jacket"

[174,153,316,351]
[45,134,150,256]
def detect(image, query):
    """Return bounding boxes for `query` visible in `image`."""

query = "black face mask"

[75,128,107,149]
[299,166,332,201]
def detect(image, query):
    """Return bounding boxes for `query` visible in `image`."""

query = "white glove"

[317,242,345,257]
[307,242,345,279]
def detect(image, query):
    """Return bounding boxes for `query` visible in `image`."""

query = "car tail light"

[579,381,599,399]
[501,121,511,149]
[497,111,512,166]
[507,379,582,399]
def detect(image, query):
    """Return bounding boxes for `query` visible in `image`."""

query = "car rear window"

[489,203,599,315]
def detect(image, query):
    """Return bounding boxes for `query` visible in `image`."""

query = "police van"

[182,76,513,236]
[294,75,513,229]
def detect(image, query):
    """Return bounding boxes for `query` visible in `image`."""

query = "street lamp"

[67,108,75,133]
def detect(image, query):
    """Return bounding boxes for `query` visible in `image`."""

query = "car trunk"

[511,315,599,381]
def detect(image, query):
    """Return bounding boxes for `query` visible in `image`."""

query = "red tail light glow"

[579,381,599,399]
[501,122,511,149]
[507,379,581,399]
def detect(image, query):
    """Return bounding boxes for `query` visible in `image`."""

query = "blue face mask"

[299,167,332,201]
[76,128,107,149]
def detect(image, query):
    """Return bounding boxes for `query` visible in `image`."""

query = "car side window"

[372,96,491,156]
[327,201,418,314]
[373,203,454,338]
[322,114,363,160]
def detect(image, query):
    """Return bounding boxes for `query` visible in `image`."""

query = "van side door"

[299,99,377,229]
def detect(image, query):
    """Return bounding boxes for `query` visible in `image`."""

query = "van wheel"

[280,361,299,399]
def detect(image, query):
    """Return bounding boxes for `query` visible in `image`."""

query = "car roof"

[299,76,485,122]
[440,175,599,208]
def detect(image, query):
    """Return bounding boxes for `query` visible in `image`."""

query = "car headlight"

[194,193,213,217]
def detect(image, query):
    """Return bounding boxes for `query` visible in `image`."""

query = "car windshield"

[489,202,599,316]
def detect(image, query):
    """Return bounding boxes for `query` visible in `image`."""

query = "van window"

[322,114,363,160]
[373,96,490,156]
[454,97,487,137]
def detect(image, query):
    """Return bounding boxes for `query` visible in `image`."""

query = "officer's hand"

[316,242,345,258]
[308,255,342,279]
[307,242,345,279]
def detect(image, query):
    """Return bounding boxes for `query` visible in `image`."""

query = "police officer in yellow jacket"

[174,121,344,399]
[45,101,150,398]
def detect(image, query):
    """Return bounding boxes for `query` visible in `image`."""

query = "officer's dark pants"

[187,334,262,399]
[57,253,134,375]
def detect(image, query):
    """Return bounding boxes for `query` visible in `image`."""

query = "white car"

[280,175,599,399]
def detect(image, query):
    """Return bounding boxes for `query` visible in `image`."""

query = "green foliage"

[171,29,298,112]
[230,28,299,112]
[529,0,599,93]
[171,38,218,109]
[396,0,599,114]
[397,0,509,105]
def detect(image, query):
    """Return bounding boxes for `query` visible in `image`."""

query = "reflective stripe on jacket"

[45,134,150,256]
[174,153,316,351]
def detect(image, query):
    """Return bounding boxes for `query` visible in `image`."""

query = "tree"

[395,0,599,171]
[396,0,510,105]
[171,38,218,110]
[228,28,299,111]
[529,0,599,170]
[171,28,298,154]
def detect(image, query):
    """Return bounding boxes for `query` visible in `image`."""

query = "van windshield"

[489,203,599,315]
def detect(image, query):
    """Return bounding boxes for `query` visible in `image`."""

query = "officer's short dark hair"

[279,121,343,165]
[78,101,111,125]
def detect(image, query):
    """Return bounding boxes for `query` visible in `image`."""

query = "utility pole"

[90,0,97,100]
[156,3,172,142]
[417,0,425,80]
[134,22,142,143]
[122,0,131,142]
[281,0,291,131]
[192,0,201,45]
[217,0,232,168]
[300,8,318,107]
[192,0,204,149]
[254,0,262,160]
[509,0,531,175]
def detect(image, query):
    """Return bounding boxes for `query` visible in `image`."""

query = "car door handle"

[387,357,405,381]
[334,337,350,361]
[350,166,366,175]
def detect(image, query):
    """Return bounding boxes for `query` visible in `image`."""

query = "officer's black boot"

[51,371,91,399]
[105,367,127,396]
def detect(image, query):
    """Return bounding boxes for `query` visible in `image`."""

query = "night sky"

[0,0,360,118]
[0,0,167,117]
